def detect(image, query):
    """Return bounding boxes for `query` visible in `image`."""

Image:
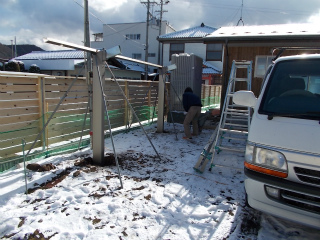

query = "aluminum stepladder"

[207,60,252,171]
[194,60,252,173]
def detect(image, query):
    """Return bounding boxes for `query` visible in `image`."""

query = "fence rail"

[0,72,220,172]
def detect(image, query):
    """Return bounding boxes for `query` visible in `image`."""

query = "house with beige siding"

[203,23,320,96]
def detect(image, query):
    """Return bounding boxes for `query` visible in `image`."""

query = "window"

[206,44,223,61]
[126,34,141,40]
[148,53,156,57]
[254,56,273,78]
[169,43,184,60]
[132,53,142,60]
[93,33,103,42]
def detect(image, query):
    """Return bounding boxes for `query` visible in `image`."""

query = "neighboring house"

[202,61,222,85]
[14,50,86,76]
[203,23,320,95]
[157,23,222,84]
[91,19,175,74]
[13,50,143,79]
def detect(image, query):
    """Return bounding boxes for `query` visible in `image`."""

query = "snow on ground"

[0,122,319,240]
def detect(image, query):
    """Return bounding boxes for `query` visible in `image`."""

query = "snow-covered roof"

[13,50,146,73]
[14,50,85,60]
[118,59,145,72]
[158,23,217,41]
[204,23,320,41]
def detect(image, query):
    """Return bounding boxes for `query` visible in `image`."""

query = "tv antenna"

[237,0,244,26]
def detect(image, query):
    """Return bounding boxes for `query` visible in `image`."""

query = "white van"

[233,54,320,229]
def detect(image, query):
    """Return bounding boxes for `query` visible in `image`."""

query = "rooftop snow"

[203,61,221,74]
[14,50,85,60]
[159,23,217,40]
[204,23,320,40]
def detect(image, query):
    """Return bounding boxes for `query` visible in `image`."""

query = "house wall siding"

[222,41,320,96]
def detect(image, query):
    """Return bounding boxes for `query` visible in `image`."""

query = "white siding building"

[91,20,175,74]
[158,23,223,72]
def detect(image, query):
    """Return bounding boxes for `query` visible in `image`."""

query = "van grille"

[294,167,320,186]
[281,189,320,214]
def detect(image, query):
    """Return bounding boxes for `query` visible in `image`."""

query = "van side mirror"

[233,91,257,108]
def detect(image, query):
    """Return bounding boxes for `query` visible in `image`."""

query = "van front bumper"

[244,168,320,229]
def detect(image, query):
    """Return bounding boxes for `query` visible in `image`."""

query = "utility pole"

[156,0,169,65]
[14,36,17,57]
[84,0,91,69]
[145,0,150,80]
[11,40,13,58]
[141,0,157,80]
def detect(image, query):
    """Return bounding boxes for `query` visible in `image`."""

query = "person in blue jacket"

[182,87,202,139]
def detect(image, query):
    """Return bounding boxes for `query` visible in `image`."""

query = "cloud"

[89,0,128,13]
[1,0,320,50]
[165,1,204,30]
[308,10,320,23]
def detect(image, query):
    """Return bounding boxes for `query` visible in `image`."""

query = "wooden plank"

[46,108,87,115]
[0,84,38,92]
[0,99,39,108]
[0,113,40,125]
[46,98,89,105]
[0,92,38,100]
[0,76,38,84]
[44,85,88,92]
[47,105,87,113]
[45,91,88,99]
[49,114,89,125]
[53,76,86,81]
[47,130,90,146]
[48,123,90,139]
[0,131,39,149]
[0,119,39,132]
[0,106,39,117]
[44,78,87,86]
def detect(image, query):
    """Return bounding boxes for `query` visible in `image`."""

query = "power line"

[72,0,145,51]
[237,0,244,26]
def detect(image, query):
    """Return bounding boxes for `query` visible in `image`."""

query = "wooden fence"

[0,72,221,172]
[201,84,221,109]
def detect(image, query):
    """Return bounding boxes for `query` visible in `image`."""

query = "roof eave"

[158,37,207,43]
[203,34,320,42]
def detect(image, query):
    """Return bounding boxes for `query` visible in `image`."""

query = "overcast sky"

[1,0,320,51]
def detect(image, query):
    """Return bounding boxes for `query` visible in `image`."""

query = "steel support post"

[92,50,106,165]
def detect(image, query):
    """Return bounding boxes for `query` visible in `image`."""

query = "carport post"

[92,50,106,165]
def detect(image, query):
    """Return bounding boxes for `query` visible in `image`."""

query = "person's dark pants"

[183,106,201,138]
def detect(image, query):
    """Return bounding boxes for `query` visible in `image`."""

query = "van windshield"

[259,59,320,120]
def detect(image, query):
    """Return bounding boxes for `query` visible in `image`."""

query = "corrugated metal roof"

[14,50,85,60]
[204,23,320,41]
[158,23,217,40]
[118,60,145,72]
[203,61,221,74]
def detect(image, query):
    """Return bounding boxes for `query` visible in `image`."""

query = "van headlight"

[245,144,288,178]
